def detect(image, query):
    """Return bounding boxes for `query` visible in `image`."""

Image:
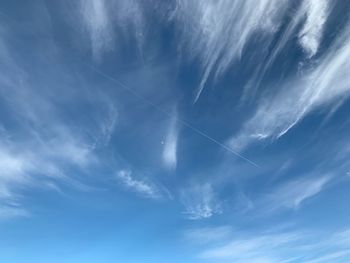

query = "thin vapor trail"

[87,65,260,168]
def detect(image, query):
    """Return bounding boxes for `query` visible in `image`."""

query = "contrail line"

[87,65,260,168]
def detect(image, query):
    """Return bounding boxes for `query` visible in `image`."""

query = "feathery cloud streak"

[181,183,222,220]
[116,169,161,199]
[230,21,350,151]
[298,0,329,58]
[79,0,145,61]
[173,0,290,102]
[0,28,119,217]
[193,227,350,262]
[264,175,331,211]
[162,108,179,170]
[80,0,114,61]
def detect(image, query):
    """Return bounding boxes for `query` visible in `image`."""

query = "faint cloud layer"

[181,183,222,220]
[116,169,161,199]
[187,226,350,263]
[263,175,331,211]
[162,108,179,170]
[79,0,145,61]
[0,27,118,217]
[298,0,329,58]
[80,0,114,61]
[173,0,289,102]
[230,21,350,151]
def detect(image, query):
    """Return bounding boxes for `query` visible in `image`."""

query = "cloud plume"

[162,109,179,170]
[116,169,161,199]
[230,21,350,151]
[181,183,222,220]
[173,0,290,101]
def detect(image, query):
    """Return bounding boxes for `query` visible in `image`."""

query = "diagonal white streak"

[87,65,260,168]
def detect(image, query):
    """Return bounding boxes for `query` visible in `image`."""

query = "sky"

[0,0,350,262]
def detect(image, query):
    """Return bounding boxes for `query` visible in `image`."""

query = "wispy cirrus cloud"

[180,183,222,220]
[162,108,179,170]
[242,0,330,100]
[79,0,145,61]
[0,26,118,217]
[263,175,331,211]
[116,169,161,199]
[199,231,301,262]
[0,205,28,220]
[230,21,350,151]
[78,0,332,102]
[173,0,290,102]
[189,225,350,263]
[80,0,114,61]
[305,250,350,263]
[298,0,329,58]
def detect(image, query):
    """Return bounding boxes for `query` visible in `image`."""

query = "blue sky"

[1,0,350,262]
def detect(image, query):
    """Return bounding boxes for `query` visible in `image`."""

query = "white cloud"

[0,124,98,218]
[199,232,301,262]
[173,0,289,101]
[0,148,32,218]
[264,175,331,211]
[230,21,350,151]
[305,250,350,263]
[99,104,118,146]
[116,169,160,199]
[0,27,119,217]
[79,0,145,61]
[162,109,179,170]
[0,205,28,219]
[243,0,330,101]
[181,183,222,220]
[80,0,114,61]
[331,229,350,247]
[298,0,329,58]
[194,226,350,263]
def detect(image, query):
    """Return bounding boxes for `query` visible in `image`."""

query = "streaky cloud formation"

[79,0,145,61]
[243,0,330,100]
[0,205,28,220]
[264,175,331,211]
[199,231,301,262]
[116,169,161,199]
[191,226,350,263]
[298,0,329,58]
[0,25,118,217]
[181,183,222,220]
[230,21,350,151]
[80,0,114,61]
[305,250,350,263]
[173,0,290,102]
[1,1,350,262]
[162,108,178,170]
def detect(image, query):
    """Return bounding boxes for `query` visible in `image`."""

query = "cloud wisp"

[162,108,179,170]
[199,232,301,262]
[180,183,222,220]
[80,0,114,61]
[230,21,350,151]
[188,226,350,263]
[116,169,161,199]
[173,0,290,102]
[298,0,329,58]
[79,0,145,61]
[263,175,331,211]
[0,25,120,217]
